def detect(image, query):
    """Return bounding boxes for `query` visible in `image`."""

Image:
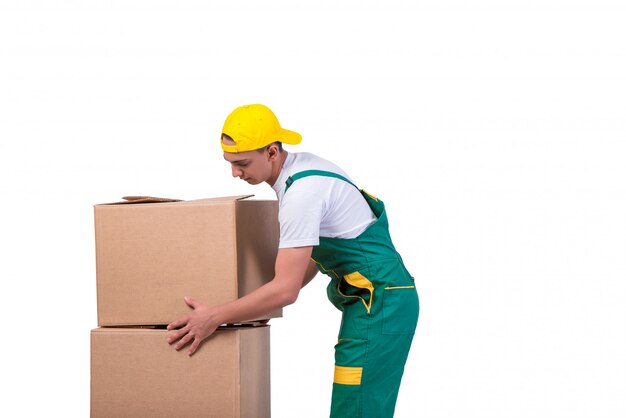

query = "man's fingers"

[188,338,201,357]
[184,296,199,309]
[167,326,189,344]
[174,332,194,351]
[167,317,189,331]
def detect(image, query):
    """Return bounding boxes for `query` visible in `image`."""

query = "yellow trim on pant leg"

[334,365,363,385]
[343,272,374,314]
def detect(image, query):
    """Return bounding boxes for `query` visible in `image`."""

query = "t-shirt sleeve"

[277,181,325,248]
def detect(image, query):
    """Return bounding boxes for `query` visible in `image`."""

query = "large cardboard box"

[94,196,281,326]
[91,326,270,418]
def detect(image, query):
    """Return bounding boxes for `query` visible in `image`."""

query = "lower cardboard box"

[91,325,270,418]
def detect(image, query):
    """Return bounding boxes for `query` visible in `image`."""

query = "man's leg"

[329,287,417,417]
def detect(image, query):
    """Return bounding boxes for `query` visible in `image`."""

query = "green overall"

[284,170,419,418]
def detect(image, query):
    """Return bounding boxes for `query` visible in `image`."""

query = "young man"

[167,104,419,417]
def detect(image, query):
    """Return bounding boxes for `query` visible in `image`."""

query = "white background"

[1,0,625,417]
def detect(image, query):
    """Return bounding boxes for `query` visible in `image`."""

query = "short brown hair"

[221,134,283,152]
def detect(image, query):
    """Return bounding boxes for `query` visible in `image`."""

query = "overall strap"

[284,169,359,193]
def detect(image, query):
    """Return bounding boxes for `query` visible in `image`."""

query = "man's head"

[221,104,301,186]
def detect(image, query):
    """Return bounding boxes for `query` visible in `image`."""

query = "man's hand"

[166,296,219,357]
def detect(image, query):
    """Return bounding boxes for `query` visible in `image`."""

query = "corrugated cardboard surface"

[90,326,270,418]
[94,196,281,326]
[236,200,280,318]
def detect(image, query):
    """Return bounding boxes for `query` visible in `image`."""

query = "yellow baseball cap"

[221,104,302,153]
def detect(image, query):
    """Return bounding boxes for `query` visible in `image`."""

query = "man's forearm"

[211,277,297,325]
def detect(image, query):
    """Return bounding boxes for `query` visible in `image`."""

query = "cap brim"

[279,128,302,145]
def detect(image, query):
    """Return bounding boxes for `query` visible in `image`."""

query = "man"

[167,104,419,417]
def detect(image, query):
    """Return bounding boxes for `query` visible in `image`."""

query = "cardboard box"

[91,326,270,418]
[94,196,281,326]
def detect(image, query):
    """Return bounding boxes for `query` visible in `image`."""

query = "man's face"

[223,149,273,185]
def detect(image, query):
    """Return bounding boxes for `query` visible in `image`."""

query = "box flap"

[96,195,254,206]
[122,196,183,203]
[179,195,254,205]
[96,196,183,206]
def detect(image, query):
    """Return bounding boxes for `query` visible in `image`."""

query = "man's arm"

[302,258,319,288]
[167,246,312,356]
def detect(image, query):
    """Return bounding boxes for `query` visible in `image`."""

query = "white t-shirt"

[271,152,377,248]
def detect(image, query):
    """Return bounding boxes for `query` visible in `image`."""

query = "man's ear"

[267,143,279,160]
